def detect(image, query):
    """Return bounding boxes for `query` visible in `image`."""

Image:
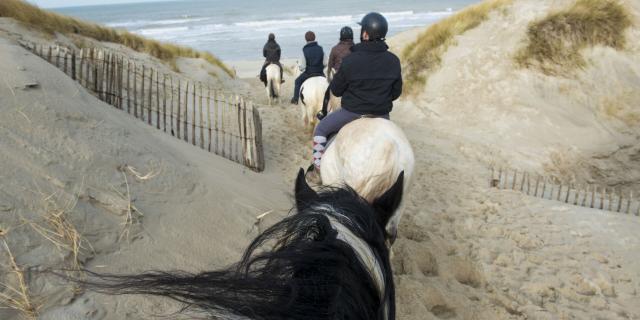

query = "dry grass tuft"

[601,90,640,126]
[515,0,632,74]
[25,190,93,270]
[402,0,512,93]
[112,171,144,242]
[0,0,234,76]
[0,237,39,319]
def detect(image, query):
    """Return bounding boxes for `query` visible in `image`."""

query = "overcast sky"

[29,0,172,8]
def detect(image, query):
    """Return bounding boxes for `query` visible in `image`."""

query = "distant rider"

[291,31,325,105]
[260,33,284,86]
[317,26,354,119]
[307,13,402,183]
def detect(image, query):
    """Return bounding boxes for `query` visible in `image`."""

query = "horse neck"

[307,203,394,320]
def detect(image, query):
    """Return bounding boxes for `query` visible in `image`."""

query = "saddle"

[306,72,325,78]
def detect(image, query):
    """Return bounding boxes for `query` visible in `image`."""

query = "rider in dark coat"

[318,26,354,119]
[307,13,402,183]
[327,27,355,79]
[260,33,284,86]
[291,31,325,105]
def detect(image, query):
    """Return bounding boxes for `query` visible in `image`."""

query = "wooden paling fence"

[21,41,265,172]
[491,167,640,216]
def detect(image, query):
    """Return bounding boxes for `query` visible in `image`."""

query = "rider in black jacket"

[260,33,284,86]
[307,12,402,183]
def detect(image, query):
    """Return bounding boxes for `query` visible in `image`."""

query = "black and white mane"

[74,169,404,320]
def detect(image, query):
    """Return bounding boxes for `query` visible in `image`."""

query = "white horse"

[320,117,415,244]
[299,77,328,132]
[265,64,281,105]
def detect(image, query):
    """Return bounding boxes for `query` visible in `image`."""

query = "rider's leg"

[259,62,268,87]
[317,86,332,120]
[291,73,309,104]
[311,108,362,170]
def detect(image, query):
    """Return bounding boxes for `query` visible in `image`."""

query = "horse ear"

[372,171,404,229]
[295,168,318,212]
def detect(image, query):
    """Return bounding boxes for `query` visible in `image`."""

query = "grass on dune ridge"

[401,0,513,94]
[515,0,632,74]
[0,0,234,76]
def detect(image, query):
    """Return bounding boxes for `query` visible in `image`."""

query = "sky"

[29,0,172,8]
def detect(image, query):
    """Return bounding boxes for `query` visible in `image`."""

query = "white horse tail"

[269,79,278,98]
[265,64,281,104]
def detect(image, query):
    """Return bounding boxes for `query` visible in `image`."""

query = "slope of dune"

[405,0,640,186]
[0,35,290,319]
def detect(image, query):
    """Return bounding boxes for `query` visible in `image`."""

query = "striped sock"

[312,136,327,169]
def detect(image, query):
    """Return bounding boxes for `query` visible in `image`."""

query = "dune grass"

[0,0,234,76]
[1,236,38,319]
[515,0,632,74]
[402,0,512,94]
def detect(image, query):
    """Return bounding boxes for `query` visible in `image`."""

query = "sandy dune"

[1,0,640,319]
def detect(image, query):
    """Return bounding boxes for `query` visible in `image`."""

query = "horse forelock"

[305,201,390,319]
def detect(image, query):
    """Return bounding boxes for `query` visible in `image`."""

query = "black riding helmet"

[339,26,353,40]
[358,12,388,41]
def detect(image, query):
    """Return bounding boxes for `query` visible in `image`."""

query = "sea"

[55,0,480,61]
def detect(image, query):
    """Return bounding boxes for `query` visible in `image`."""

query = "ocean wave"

[138,26,190,37]
[234,10,452,30]
[107,17,208,29]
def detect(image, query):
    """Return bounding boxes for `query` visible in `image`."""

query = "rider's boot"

[306,136,326,184]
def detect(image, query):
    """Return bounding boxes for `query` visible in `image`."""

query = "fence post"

[221,94,227,157]
[199,83,205,149]
[214,91,219,154]
[241,98,249,166]
[171,77,175,136]
[63,51,68,76]
[207,87,212,152]
[192,82,196,145]
[234,95,240,161]
[141,65,146,121]
[101,50,107,101]
[71,51,76,80]
[156,70,160,128]
[117,56,123,109]
[184,82,189,142]
[86,48,91,88]
[110,53,115,105]
[177,80,182,138]
[252,104,265,171]
[556,182,563,201]
[148,68,153,125]
[163,74,167,132]
[101,51,109,103]
[93,50,99,95]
